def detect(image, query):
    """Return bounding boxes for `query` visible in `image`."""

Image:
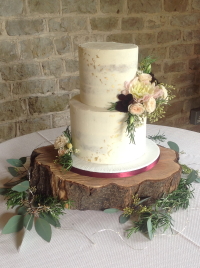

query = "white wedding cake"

[70,42,146,165]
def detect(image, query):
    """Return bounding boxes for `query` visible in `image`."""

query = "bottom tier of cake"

[70,95,146,165]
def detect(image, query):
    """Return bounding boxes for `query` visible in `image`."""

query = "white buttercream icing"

[70,42,146,165]
[79,42,138,109]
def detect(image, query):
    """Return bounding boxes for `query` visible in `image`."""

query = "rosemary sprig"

[147,131,166,143]
[125,113,144,144]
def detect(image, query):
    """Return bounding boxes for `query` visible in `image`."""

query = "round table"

[0,125,200,268]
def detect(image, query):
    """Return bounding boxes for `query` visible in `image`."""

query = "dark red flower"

[150,72,159,84]
[115,94,134,112]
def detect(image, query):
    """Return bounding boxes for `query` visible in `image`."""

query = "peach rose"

[144,97,156,113]
[54,134,69,149]
[153,86,164,99]
[128,103,145,115]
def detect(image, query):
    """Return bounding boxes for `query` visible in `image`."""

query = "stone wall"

[0,0,200,142]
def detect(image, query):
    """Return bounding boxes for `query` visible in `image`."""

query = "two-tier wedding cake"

[70,42,147,165]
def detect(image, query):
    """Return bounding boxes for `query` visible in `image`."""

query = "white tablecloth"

[0,125,200,268]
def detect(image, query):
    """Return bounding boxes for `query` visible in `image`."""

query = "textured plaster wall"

[0,0,200,142]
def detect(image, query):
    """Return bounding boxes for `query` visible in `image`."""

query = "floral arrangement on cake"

[54,127,78,171]
[109,56,175,143]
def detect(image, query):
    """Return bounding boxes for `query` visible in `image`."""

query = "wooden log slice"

[30,145,181,210]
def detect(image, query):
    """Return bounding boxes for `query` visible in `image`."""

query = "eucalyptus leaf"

[119,214,130,224]
[137,197,150,205]
[35,217,52,242]
[195,177,200,183]
[147,217,153,240]
[17,206,27,215]
[19,157,27,165]
[167,141,179,153]
[12,181,29,192]
[24,214,34,231]
[186,170,198,184]
[0,188,9,195]
[104,208,120,213]
[39,212,61,228]
[2,215,24,234]
[8,167,19,177]
[7,159,24,167]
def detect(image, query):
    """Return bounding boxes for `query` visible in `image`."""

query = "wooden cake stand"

[30,145,181,210]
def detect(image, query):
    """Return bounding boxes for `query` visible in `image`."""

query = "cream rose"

[160,85,168,99]
[54,134,69,149]
[138,73,152,85]
[144,97,156,113]
[128,103,145,115]
[58,148,69,156]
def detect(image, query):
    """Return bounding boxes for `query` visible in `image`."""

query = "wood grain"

[30,145,181,210]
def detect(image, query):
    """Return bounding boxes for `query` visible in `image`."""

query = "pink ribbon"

[70,156,160,178]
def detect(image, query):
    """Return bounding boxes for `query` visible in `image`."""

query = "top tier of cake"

[79,42,138,109]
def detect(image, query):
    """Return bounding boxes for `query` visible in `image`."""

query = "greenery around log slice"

[0,134,200,244]
[0,157,72,243]
[104,137,200,240]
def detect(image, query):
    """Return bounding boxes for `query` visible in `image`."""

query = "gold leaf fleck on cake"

[94,157,98,161]
[96,55,99,58]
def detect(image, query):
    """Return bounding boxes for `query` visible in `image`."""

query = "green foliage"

[12,181,29,192]
[139,56,156,74]
[1,156,72,243]
[119,214,130,224]
[108,102,117,111]
[2,215,24,234]
[7,158,24,167]
[39,212,61,228]
[2,188,26,209]
[125,113,145,144]
[104,208,120,213]
[8,167,19,177]
[167,141,179,153]
[186,170,199,184]
[17,206,28,215]
[0,188,10,195]
[34,195,70,220]
[55,153,73,171]
[35,217,52,242]
[24,214,34,231]
[147,131,166,143]
[125,174,194,240]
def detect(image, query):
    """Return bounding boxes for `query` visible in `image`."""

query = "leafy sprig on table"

[104,139,200,240]
[0,158,71,242]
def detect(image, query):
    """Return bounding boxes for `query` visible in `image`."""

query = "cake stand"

[30,141,181,210]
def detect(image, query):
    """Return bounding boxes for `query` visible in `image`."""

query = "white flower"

[54,135,69,149]
[144,97,156,113]
[128,103,145,115]
[138,73,152,85]
[160,85,168,99]
[58,148,69,156]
